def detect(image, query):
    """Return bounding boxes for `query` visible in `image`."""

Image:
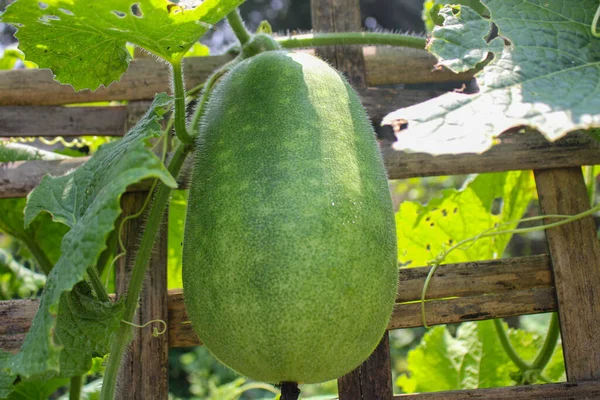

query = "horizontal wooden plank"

[0,106,127,137]
[0,47,470,107]
[0,86,443,138]
[390,288,556,330]
[3,130,600,199]
[0,255,557,352]
[396,254,552,303]
[394,380,600,399]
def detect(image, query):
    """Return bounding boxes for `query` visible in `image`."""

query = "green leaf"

[168,189,188,289]
[6,376,69,400]
[396,171,535,267]
[422,0,489,31]
[10,93,176,379]
[54,284,125,377]
[1,0,244,90]
[0,144,70,268]
[384,0,600,155]
[0,143,69,163]
[427,5,503,72]
[0,351,17,398]
[397,320,565,393]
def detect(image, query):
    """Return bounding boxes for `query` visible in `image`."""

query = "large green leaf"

[384,0,600,155]
[396,320,564,393]
[0,0,244,90]
[0,351,16,398]
[9,93,177,379]
[422,0,489,31]
[396,171,535,267]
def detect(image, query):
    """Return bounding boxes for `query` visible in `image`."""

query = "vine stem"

[21,236,53,275]
[227,9,251,45]
[189,58,239,134]
[100,143,192,400]
[531,313,560,370]
[276,32,426,50]
[170,60,193,145]
[69,375,82,400]
[493,319,530,371]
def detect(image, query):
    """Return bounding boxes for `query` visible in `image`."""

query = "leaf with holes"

[423,0,489,31]
[384,0,600,155]
[0,0,245,90]
[396,320,565,393]
[396,170,535,267]
[427,5,503,73]
[9,94,176,379]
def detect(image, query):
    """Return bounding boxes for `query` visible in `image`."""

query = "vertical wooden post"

[311,1,393,398]
[310,0,367,86]
[114,100,170,399]
[534,167,600,380]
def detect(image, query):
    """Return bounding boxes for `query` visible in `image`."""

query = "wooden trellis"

[2,1,600,399]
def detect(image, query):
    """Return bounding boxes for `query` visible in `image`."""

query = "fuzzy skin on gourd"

[182,51,398,384]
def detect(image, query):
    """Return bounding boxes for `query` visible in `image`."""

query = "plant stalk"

[493,319,531,371]
[170,60,193,145]
[87,265,110,303]
[21,236,53,275]
[100,143,192,400]
[531,313,560,370]
[227,9,251,45]
[276,32,427,50]
[69,375,82,400]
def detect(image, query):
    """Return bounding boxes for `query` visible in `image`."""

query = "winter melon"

[182,50,398,384]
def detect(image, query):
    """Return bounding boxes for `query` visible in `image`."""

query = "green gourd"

[182,50,398,384]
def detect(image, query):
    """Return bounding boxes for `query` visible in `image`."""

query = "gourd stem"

[100,143,192,400]
[493,319,532,371]
[227,9,251,45]
[69,375,82,400]
[280,382,300,400]
[276,32,426,50]
[531,313,560,370]
[585,166,596,206]
[170,60,194,145]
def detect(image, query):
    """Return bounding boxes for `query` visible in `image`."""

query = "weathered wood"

[534,168,600,381]
[0,86,442,139]
[390,287,556,330]
[0,55,232,106]
[115,97,169,400]
[396,254,552,303]
[393,380,600,399]
[115,192,169,400]
[0,254,559,352]
[4,131,600,199]
[0,48,470,106]
[0,106,127,137]
[311,0,367,86]
[338,332,394,400]
[0,298,38,354]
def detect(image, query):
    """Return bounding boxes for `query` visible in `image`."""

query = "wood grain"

[0,298,38,354]
[393,380,600,399]
[0,48,470,106]
[311,0,367,86]
[396,255,552,303]
[0,106,127,137]
[534,168,600,381]
[0,86,442,139]
[3,131,600,199]
[115,192,170,400]
[338,332,394,400]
